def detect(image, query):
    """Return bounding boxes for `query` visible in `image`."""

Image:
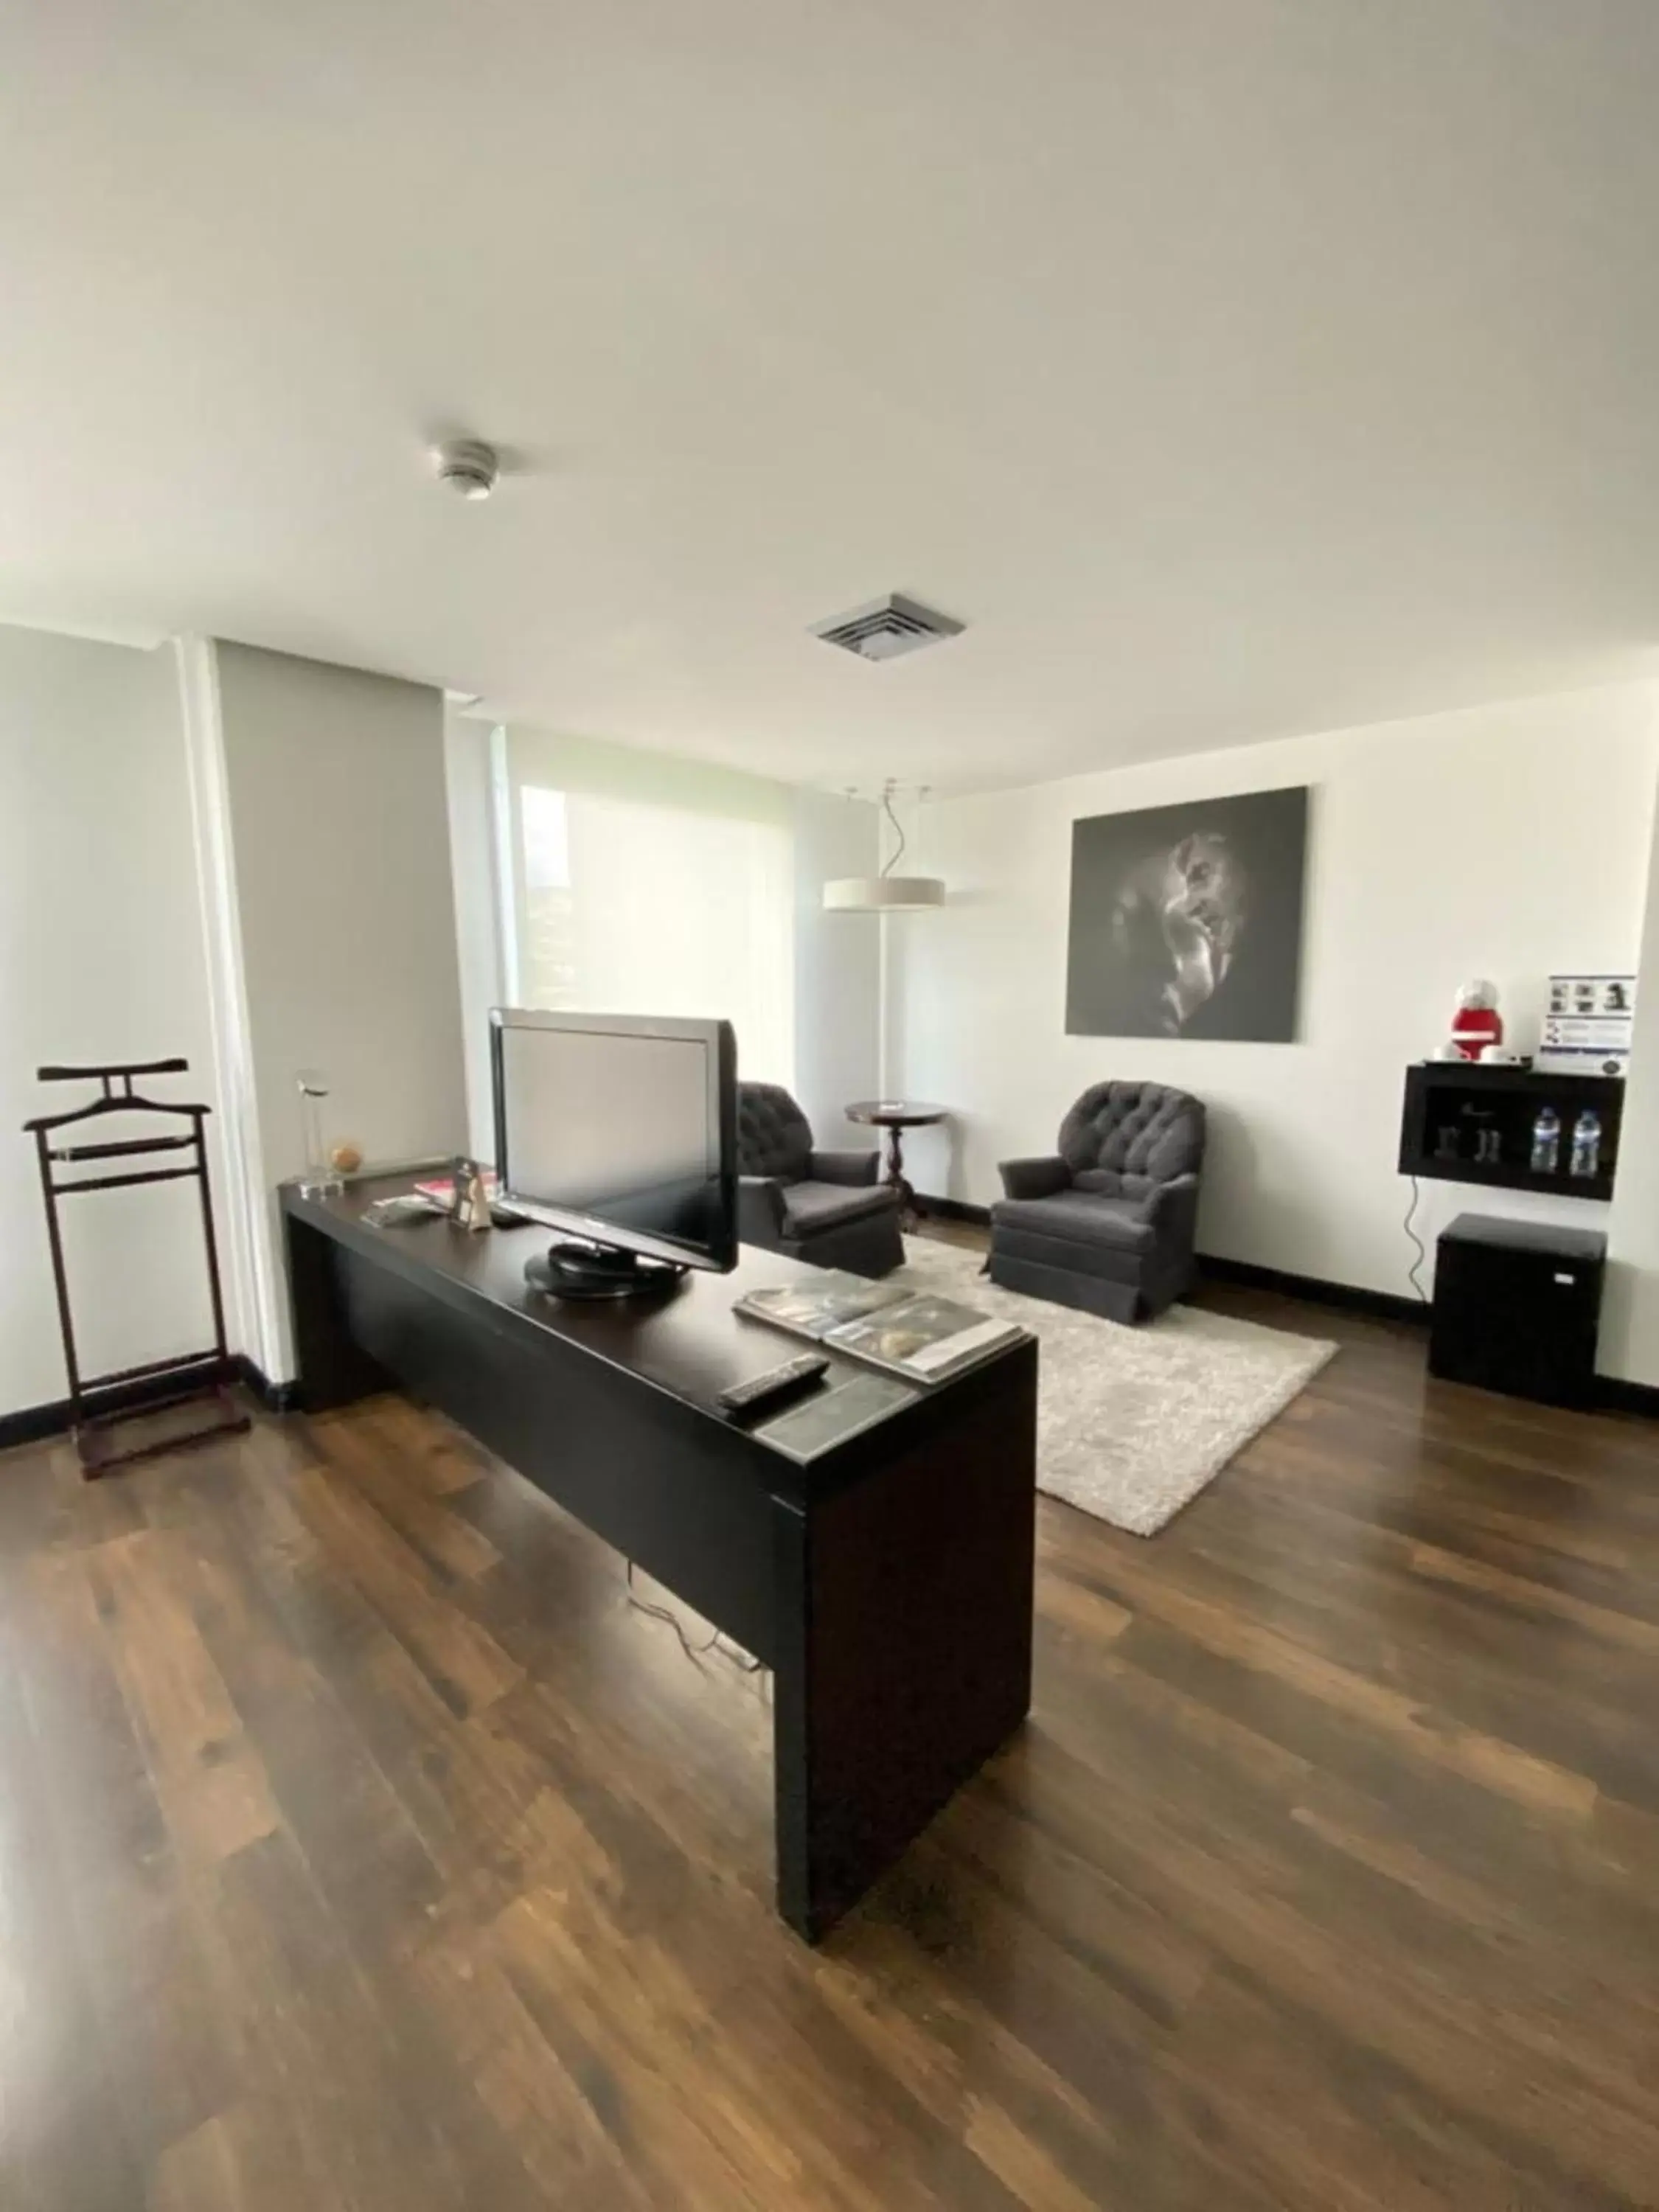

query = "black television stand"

[525,1238,688,1301]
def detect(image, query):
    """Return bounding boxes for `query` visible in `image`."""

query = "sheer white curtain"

[509,772,796,1088]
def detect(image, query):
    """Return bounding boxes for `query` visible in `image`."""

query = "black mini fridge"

[1430,1213,1606,1409]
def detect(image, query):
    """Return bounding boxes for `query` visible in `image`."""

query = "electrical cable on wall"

[1403,1175,1430,1303]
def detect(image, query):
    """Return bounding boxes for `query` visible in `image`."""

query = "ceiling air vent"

[810,592,964,662]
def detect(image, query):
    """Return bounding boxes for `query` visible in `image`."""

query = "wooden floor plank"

[290,1457,523,1717]
[15,1547,241,2179]
[1,1245,1656,2209]
[310,1409,505,1585]
[0,1630,147,2211]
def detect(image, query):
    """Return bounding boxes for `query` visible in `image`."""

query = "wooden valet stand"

[25,1057,249,1477]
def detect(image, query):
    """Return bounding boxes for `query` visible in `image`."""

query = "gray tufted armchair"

[991,1080,1206,1322]
[736,1082,905,1277]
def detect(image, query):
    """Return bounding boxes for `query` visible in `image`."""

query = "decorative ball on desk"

[328,1141,364,1175]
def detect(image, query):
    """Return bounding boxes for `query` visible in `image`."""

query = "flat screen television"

[490,1007,737,1297]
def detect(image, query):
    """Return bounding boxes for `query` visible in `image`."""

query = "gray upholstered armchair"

[990,1080,1206,1322]
[736,1082,905,1276]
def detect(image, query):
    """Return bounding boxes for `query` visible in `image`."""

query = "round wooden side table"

[844,1100,949,1221]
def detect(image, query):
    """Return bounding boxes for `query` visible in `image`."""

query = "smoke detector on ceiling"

[810,593,964,662]
[431,438,499,501]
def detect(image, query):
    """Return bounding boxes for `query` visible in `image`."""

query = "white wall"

[0,626,221,1415]
[896,684,1659,1323]
[1601,790,1659,1386]
[792,790,880,1144]
[212,644,467,1376]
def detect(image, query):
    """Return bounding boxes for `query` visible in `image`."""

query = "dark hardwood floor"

[2,1237,1658,2209]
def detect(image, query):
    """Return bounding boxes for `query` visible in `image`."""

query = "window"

[506,773,796,1089]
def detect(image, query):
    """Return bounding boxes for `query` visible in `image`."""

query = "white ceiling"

[3,1,1658,792]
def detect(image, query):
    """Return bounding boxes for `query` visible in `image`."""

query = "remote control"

[717,1354,830,1419]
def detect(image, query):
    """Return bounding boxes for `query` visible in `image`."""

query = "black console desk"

[282,1179,1038,1941]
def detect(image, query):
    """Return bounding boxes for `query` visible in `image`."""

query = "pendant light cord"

[880,785,908,877]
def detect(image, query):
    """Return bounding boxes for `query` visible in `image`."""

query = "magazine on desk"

[736,1270,1024,1385]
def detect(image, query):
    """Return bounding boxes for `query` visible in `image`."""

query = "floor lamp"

[822,784,944,1099]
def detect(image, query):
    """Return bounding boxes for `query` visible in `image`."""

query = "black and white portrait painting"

[1065,787,1309,1041]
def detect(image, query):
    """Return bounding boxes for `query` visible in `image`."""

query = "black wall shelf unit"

[1399,1062,1622,1203]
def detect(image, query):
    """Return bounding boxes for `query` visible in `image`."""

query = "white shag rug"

[896,1237,1337,1536]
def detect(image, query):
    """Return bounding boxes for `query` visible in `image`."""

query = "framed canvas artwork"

[1065,785,1310,1041]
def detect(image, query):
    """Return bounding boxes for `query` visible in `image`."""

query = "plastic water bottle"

[1530,1105,1561,1175]
[1569,1110,1601,1180]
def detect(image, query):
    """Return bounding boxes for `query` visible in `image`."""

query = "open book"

[736,1270,1023,1385]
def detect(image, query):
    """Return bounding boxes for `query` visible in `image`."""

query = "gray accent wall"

[213,642,467,1375]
